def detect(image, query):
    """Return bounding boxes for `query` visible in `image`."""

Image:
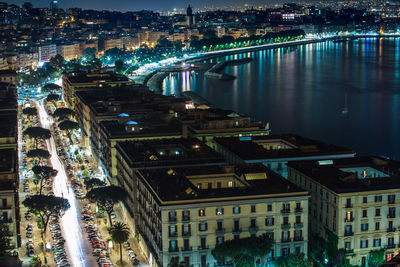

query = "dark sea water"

[162,38,400,160]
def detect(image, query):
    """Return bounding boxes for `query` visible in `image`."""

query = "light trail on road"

[36,100,96,267]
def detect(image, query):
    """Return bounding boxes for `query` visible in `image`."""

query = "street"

[36,100,98,267]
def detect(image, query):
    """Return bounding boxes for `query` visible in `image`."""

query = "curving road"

[36,100,97,267]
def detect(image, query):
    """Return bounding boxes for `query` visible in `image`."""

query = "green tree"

[109,222,130,265]
[58,119,79,143]
[53,108,74,120]
[83,178,106,191]
[115,60,125,74]
[82,47,96,61]
[86,186,127,226]
[32,165,58,195]
[22,107,37,119]
[212,234,273,267]
[46,93,60,108]
[168,256,185,267]
[156,36,173,48]
[23,127,51,148]
[23,195,70,237]
[0,222,14,256]
[368,249,385,267]
[26,149,50,165]
[49,55,65,71]
[275,253,311,267]
[43,83,61,93]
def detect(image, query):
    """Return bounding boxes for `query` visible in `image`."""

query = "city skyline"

[4,0,302,11]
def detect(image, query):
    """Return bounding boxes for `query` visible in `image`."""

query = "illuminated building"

[287,157,400,265]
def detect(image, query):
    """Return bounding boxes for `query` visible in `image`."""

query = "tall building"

[287,157,400,266]
[214,134,355,178]
[50,0,58,10]
[186,5,195,27]
[62,71,134,109]
[0,81,19,255]
[123,162,309,267]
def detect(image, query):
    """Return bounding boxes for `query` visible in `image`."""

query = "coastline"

[142,34,400,91]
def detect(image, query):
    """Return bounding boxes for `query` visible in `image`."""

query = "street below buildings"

[36,100,98,267]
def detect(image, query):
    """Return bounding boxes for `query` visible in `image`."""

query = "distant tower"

[186,5,195,27]
[50,0,58,10]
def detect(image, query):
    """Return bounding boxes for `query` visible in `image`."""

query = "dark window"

[251,205,256,213]
[267,204,272,211]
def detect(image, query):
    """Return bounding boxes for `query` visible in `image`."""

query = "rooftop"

[214,134,355,161]
[116,138,225,169]
[100,118,181,139]
[138,163,308,203]
[65,71,131,84]
[288,157,400,194]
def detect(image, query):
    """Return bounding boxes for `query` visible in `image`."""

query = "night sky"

[4,0,282,11]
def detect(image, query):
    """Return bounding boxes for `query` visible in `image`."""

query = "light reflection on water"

[163,38,400,159]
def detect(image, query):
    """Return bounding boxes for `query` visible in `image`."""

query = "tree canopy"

[212,233,273,267]
[23,195,70,236]
[43,83,61,92]
[26,149,50,165]
[368,249,385,267]
[22,107,37,118]
[109,222,130,264]
[83,178,106,190]
[274,253,312,267]
[49,55,65,71]
[83,47,96,61]
[86,186,127,226]
[32,165,58,195]
[23,127,51,148]
[46,93,60,107]
[53,108,74,120]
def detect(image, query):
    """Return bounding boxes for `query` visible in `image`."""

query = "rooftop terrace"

[215,134,355,161]
[288,157,400,194]
[138,164,308,203]
[116,138,225,168]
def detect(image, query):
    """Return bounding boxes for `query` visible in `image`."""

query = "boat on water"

[342,93,349,114]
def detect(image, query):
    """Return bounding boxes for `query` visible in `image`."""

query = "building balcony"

[181,246,192,252]
[198,245,209,250]
[385,244,396,249]
[169,247,179,252]
[181,216,191,222]
[169,232,178,238]
[388,200,396,205]
[281,238,292,243]
[168,217,177,223]
[281,209,291,214]
[294,223,303,229]
[293,236,304,242]
[281,223,291,230]
[232,228,242,234]
[344,217,354,223]
[295,208,303,213]
[182,231,191,237]
[387,228,396,233]
[215,228,225,235]
[0,205,12,210]
[345,203,352,208]
[344,231,354,236]
[344,249,354,254]
[249,226,258,234]
[387,214,396,219]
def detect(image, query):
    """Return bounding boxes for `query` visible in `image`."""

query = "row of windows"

[345,221,396,233]
[345,194,397,205]
[167,216,304,236]
[168,203,303,220]
[345,237,396,249]
[345,207,396,221]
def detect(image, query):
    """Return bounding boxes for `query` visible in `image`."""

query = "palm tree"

[109,222,130,265]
